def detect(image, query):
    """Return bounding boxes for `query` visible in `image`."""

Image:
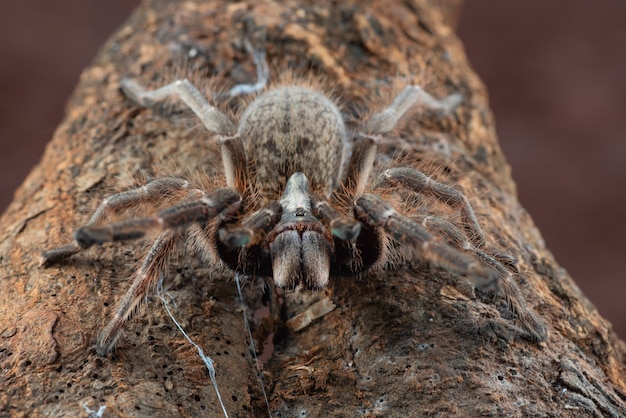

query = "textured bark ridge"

[1,0,625,416]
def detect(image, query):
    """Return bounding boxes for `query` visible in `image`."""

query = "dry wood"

[1,0,625,416]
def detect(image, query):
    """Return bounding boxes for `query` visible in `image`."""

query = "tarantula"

[42,55,546,355]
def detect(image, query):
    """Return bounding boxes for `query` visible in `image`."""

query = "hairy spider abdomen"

[238,86,349,198]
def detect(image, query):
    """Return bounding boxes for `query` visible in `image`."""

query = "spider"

[42,52,546,356]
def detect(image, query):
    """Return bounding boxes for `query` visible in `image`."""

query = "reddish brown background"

[1,1,624,338]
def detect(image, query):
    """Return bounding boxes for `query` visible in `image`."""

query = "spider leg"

[120,78,249,190]
[218,201,282,247]
[344,135,378,196]
[421,215,518,271]
[373,167,486,247]
[41,177,204,265]
[471,250,547,342]
[226,39,269,97]
[346,85,461,195]
[312,198,361,241]
[120,78,235,136]
[354,193,496,285]
[364,85,462,136]
[74,188,241,249]
[96,229,178,355]
[420,215,547,342]
[219,135,248,190]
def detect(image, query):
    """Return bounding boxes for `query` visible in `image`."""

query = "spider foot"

[522,316,548,343]
[119,78,150,106]
[227,38,269,98]
[492,251,520,273]
[467,317,524,345]
[40,243,82,266]
[439,92,463,112]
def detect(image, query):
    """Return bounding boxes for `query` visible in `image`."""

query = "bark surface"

[1,0,625,416]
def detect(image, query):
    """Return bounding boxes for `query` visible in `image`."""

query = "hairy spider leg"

[41,177,205,265]
[364,85,463,135]
[354,193,496,285]
[120,63,269,191]
[346,85,462,196]
[373,167,486,247]
[96,229,178,355]
[120,41,268,132]
[419,215,547,342]
[120,78,235,136]
[227,39,270,97]
[74,188,242,248]
[344,135,378,196]
[472,249,548,342]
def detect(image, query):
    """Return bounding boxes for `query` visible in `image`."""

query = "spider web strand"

[235,274,272,416]
[156,276,229,418]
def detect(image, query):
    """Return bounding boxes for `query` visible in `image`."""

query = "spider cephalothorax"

[42,54,546,355]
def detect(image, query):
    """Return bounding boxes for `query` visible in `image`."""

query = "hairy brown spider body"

[42,55,547,355]
[239,86,348,198]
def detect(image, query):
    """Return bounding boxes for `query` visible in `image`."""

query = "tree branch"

[1,0,624,416]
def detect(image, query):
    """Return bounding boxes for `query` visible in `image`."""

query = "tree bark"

[1,0,625,416]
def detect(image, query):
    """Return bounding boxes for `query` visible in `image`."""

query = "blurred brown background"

[1,1,624,338]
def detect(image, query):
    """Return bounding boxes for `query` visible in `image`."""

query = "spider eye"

[294,207,306,217]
